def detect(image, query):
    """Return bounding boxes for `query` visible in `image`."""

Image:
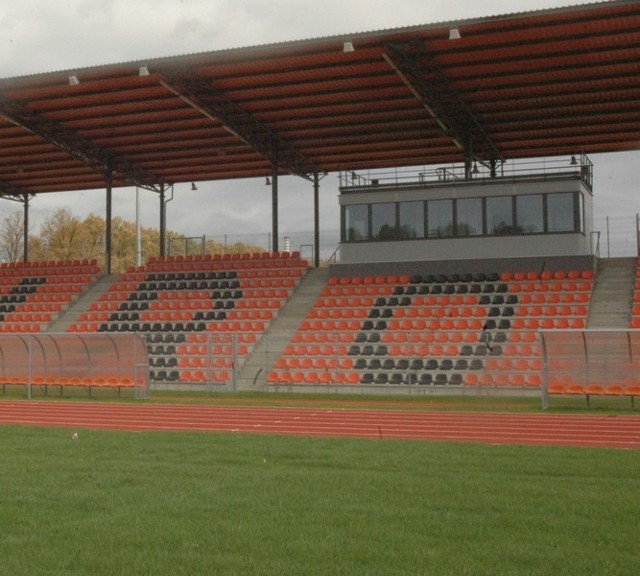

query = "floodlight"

[343,41,354,53]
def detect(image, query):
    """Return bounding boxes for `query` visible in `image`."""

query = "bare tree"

[0,210,24,263]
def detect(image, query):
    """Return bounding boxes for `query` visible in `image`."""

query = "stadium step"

[236,267,330,390]
[587,258,635,328]
[47,274,119,332]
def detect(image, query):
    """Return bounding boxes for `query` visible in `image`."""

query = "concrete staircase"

[47,274,119,332]
[587,258,635,328]
[237,267,330,390]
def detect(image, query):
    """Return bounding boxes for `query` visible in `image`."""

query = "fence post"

[540,331,548,410]
[27,334,32,400]
[232,333,238,392]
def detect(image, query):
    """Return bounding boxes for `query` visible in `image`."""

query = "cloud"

[2,0,600,76]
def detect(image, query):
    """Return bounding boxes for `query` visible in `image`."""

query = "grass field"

[1,422,638,575]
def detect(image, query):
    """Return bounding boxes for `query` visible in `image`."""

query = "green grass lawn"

[0,425,638,575]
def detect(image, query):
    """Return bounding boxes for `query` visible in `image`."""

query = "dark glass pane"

[345,204,368,241]
[457,198,482,236]
[428,199,453,238]
[516,194,543,233]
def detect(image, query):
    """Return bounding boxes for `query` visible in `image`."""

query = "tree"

[0,210,24,263]
[80,213,106,262]
[1,205,264,272]
[38,208,84,262]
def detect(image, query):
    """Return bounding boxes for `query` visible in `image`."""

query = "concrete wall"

[339,233,590,264]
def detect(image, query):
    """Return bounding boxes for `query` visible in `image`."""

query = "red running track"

[1,401,640,449]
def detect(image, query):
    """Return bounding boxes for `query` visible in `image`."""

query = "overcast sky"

[0,0,637,255]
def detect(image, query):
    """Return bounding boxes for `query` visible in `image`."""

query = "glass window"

[371,203,397,240]
[547,193,575,232]
[456,198,482,236]
[486,196,514,235]
[399,201,424,239]
[427,199,453,238]
[344,204,368,241]
[516,194,543,233]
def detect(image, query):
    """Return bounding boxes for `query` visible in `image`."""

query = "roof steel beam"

[157,73,324,181]
[382,42,503,164]
[0,99,163,191]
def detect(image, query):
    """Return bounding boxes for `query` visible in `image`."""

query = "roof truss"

[382,42,503,163]
[157,72,324,181]
[0,97,163,193]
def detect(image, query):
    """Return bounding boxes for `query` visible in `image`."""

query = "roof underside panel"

[0,1,638,195]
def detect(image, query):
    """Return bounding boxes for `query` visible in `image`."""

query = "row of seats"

[149,369,231,383]
[147,251,302,264]
[0,375,140,395]
[91,320,267,334]
[269,368,544,388]
[0,261,99,275]
[314,293,587,308]
[145,257,307,273]
[267,370,467,386]
[327,270,593,287]
[547,378,640,407]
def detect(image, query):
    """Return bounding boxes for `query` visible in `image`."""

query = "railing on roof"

[339,154,593,191]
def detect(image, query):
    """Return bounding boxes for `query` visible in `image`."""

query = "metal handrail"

[340,154,592,191]
[326,244,340,265]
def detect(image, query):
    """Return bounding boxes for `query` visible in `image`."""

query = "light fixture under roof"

[265,177,271,186]
[343,41,354,53]
[448,27,461,40]
[191,182,198,191]
[68,75,79,86]
[139,66,150,77]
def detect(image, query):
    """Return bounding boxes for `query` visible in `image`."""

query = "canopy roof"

[0,0,638,196]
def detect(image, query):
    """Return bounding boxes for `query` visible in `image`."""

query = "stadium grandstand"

[0,1,639,403]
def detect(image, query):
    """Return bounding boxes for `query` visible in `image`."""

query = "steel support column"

[313,172,320,268]
[105,168,113,274]
[22,193,29,262]
[159,184,166,258]
[271,167,279,254]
